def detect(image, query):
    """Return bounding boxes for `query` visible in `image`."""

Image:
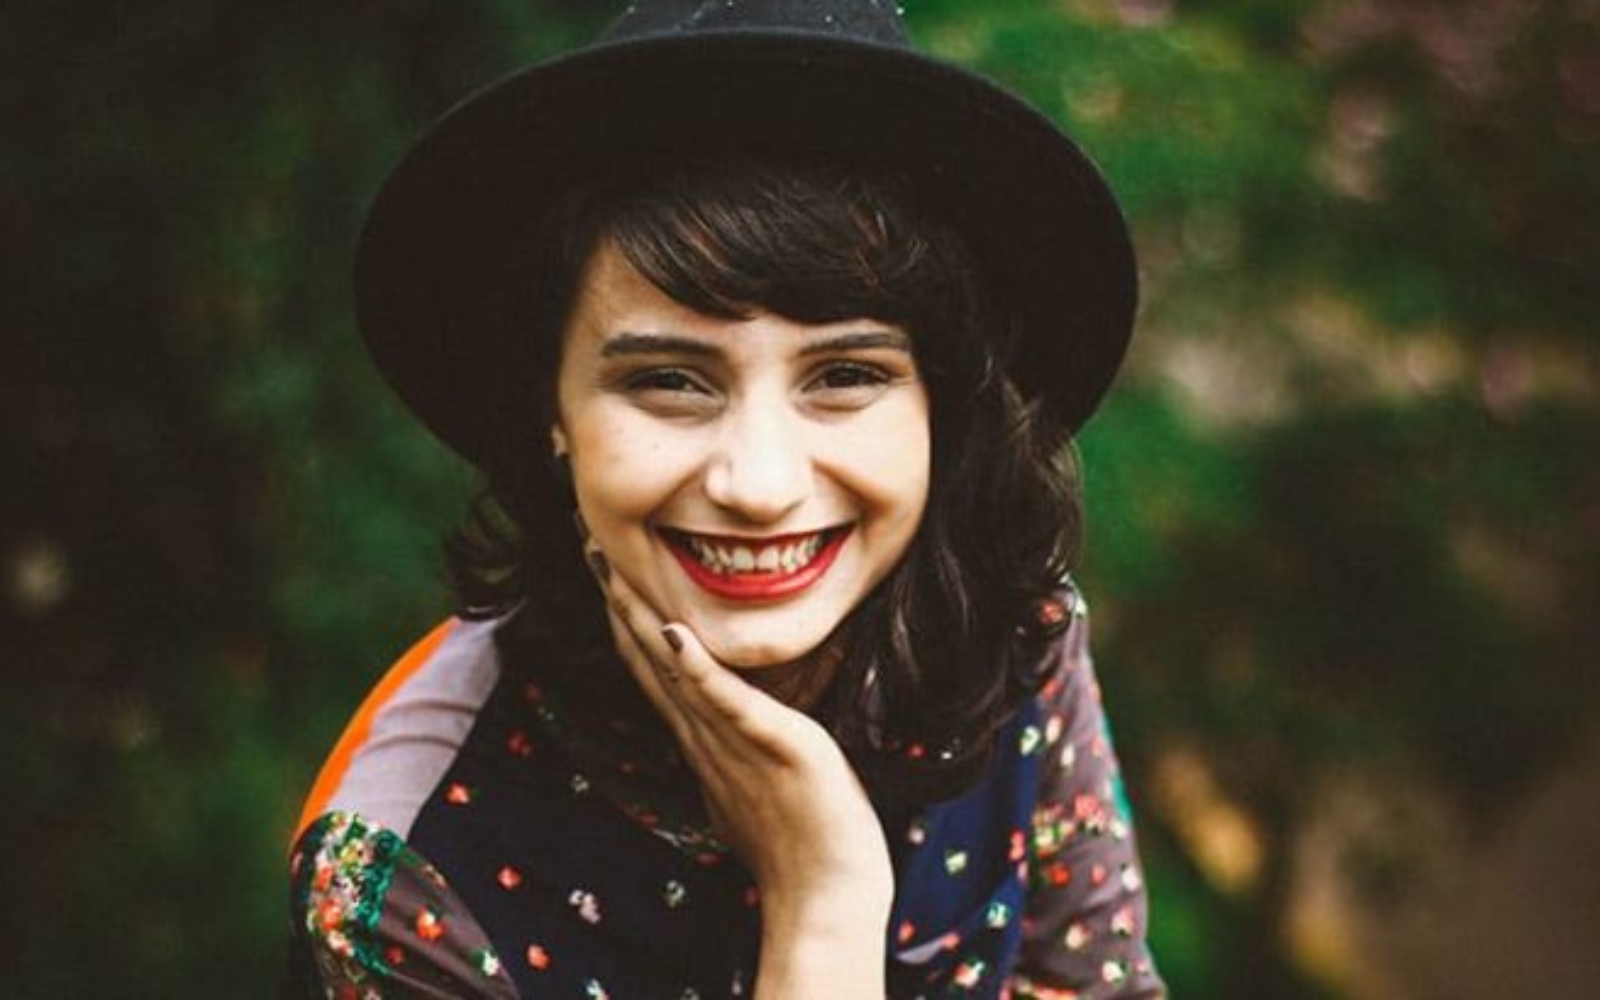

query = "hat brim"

[355,31,1137,475]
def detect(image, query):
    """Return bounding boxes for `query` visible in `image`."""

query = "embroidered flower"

[568,889,602,924]
[985,901,1012,928]
[1111,905,1137,938]
[1019,725,1043,756]
[473,948,502,976]
[1120,864,1144,892]
[663,880,688,909]
[1065,921,1093,951]
[953,959,986,988]
[414,907,444,942]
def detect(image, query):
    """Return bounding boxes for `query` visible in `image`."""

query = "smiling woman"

[285,2,1164,998]
[555,237,931,672]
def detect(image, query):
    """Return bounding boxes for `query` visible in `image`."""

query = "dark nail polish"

[586,548,610,582]
[661,625,683,653]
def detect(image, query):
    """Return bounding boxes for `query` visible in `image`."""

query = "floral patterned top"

[285,589,1165,999]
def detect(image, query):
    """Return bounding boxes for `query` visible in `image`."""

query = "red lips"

[663,527,850,601]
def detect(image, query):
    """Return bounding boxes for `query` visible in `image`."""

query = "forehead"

[561,240,910,356]
[565,239,687,330]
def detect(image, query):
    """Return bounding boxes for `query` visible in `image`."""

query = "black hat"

[355,0,1137,476]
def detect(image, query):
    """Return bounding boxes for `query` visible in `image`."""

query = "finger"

[584,549,759,765]
[588,556,688,719]
[655,621,820,755]
[583,543,810,757]
[580,543,686,712]
[600,590,761,791]
[590,553,684,689]
[604,599,669,696]
[654,623,753,723]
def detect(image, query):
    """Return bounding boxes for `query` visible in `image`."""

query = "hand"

[586,545,891,999]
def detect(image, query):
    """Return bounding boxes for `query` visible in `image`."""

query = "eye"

[812,362,892,390]
[804,361,897,410]
[617,366,721,417]
[624,368,708,395]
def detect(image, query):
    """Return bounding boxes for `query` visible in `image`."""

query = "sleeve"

[286,811,519,999]
[1008,587,1167,1000]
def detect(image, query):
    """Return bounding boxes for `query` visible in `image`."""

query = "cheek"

[567,413,691,529]
[879,397,933,504]
[889,450,933,533]
[836,401,932,527]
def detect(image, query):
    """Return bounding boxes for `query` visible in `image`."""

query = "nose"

[704,400,811,524]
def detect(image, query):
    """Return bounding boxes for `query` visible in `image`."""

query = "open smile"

[660,526,852,601]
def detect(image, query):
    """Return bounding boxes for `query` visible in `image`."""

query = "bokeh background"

[5,0,1599,995]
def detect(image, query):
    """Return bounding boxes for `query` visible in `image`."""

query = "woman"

[288,3,1165,998]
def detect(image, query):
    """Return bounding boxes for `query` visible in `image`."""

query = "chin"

[689,612,836,671]
[701,634,820,671]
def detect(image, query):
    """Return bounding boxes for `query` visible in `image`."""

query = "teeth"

[684,532,830,576]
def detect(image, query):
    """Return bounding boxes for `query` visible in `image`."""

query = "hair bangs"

[595,160,953,330]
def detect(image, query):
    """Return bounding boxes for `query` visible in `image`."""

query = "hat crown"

[601,0,910,46]
[357,0,1136,473]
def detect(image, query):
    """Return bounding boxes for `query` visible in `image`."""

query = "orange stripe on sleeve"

[292,619,458,845]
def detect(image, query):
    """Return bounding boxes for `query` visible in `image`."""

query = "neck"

[744,641,845,711]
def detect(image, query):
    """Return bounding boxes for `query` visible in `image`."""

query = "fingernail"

[585,547,610,582]
[660,625,683,653]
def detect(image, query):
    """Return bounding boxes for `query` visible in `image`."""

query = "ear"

[550,424,569,459]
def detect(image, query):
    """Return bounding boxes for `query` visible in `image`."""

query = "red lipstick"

[663,527,850,601]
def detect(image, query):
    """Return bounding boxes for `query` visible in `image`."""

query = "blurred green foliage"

[4,1,1597,996]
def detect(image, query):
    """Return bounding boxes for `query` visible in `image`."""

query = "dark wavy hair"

[447,156,1084,806]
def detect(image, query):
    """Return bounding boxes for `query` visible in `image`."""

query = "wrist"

[756,890,890,1000]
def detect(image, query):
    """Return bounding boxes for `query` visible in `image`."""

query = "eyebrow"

[798,330,913,356]
[598,329,912,360]
[600,333,720,359]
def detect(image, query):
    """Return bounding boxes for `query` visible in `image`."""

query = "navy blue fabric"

[407,666,1041,999]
